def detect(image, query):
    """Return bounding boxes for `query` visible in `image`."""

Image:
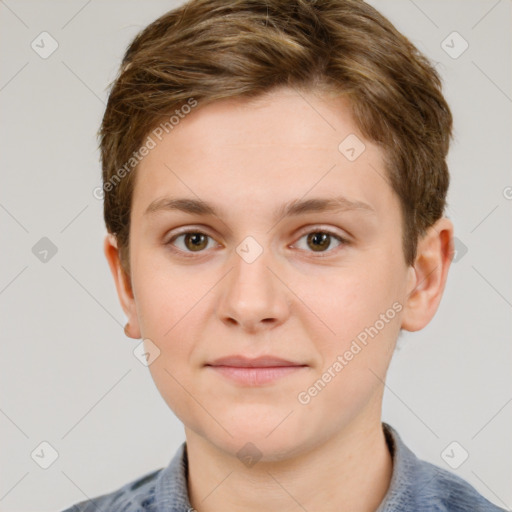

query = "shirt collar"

[376,422,436,511]
[153,422,436,512]
[154,439,193,512]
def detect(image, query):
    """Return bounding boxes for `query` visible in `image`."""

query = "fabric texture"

[61,422,507,511]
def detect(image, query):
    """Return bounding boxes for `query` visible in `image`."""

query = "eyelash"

[165,227,349,258]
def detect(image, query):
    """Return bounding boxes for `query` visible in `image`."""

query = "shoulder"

[416,459,507,512]
[380,423,507,512]
[60,442,190,512]
[60,467,163,512]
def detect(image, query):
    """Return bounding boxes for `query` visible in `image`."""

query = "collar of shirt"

[63,422,506,511]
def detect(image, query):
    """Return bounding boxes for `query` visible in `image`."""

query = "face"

[111,86,418,459]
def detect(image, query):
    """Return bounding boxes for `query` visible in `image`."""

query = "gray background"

[0,1,511,511]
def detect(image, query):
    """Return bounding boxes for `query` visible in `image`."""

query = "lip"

[205,355,308,386]
[207,355,304,367]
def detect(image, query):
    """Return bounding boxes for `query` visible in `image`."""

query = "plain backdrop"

[0,1,511,511]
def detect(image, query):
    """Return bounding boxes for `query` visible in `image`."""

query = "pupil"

[187,233,206,251]
[308,232,330,251]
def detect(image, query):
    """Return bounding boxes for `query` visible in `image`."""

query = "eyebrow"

[144,195,375,223]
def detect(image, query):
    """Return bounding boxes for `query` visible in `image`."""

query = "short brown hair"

[99,0,453,275]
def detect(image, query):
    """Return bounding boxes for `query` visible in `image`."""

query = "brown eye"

[294,229,346,254]
[307,232,332,252]
[183,233,209,251]
[167,231,215,253]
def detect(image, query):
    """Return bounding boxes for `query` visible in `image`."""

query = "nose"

[216,241,290,333]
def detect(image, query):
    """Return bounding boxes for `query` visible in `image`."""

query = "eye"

[166,230,217,254]
[165,227,348,257]
[293,229,348,254]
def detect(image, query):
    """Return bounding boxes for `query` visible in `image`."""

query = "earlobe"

[103,234,141,339]
[400,217,454,332]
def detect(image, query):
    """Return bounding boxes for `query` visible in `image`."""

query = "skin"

[104,86,454,512]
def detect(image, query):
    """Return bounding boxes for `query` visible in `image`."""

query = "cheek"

[136,275,204,423]
[130,251,212,377]
[131,247,204,338]
[295,266,399,337]
[302,264,402,388]
[298,276,400,418]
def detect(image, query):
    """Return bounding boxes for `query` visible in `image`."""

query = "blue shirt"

[61,422,506,511]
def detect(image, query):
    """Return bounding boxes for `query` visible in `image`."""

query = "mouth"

[205,355,308,386]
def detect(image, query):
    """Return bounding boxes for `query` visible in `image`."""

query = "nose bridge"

[217,235,288,330]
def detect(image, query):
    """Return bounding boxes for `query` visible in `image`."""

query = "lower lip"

[207,365,307,386]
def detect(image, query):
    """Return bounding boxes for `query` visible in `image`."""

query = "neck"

[185,418,393,512]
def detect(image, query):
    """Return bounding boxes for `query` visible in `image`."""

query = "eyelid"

[165,226,220,250]
[165,225,219,242]
[294,225,349,241]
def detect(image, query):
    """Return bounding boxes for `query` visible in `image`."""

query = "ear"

[401,217,454,332]
[103,234,141,339]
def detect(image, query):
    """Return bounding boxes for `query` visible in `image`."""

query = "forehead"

[132,87,397,222]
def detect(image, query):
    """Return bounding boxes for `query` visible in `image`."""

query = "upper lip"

[206,355,306,368]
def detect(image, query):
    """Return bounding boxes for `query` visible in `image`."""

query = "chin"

[208,416,311,458]
[213,433,304,464]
